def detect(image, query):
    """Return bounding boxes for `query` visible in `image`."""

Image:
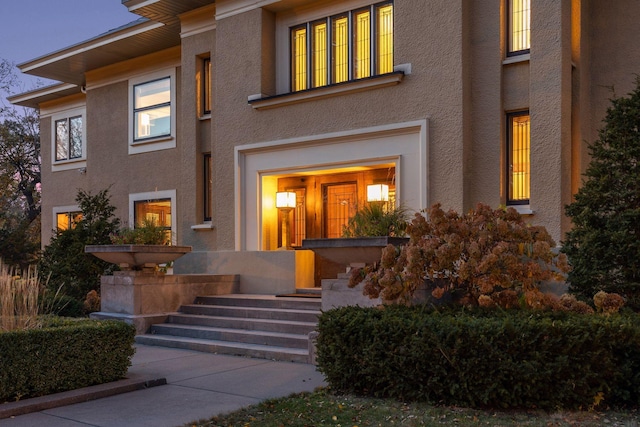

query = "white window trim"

[50,107,87,172]
[128,68,177,155]
[275,0,391,95]
[128,189,177,244]
[52,205,80,230]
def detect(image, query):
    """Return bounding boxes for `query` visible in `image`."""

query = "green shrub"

[109,218,170,245]
[0,319,135,402]
[562,78,640,311]
[342,203,409,237]
[316,305,640,410]
[39,188,120,302]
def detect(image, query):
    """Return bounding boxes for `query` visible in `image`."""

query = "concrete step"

[195,294,321,310]
[137,294,320,363]
[180,304,321,323]
[135,334,309,363]
[149,323,309,349]
[167,313,317,335]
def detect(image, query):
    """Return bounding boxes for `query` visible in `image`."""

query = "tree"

[0,59,41,267]
[562,77,640,310]
[39,188,121,302]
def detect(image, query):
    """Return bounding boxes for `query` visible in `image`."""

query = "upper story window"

[203,57,212,115]
[55,116,83,161]
[507,111,530,205]
[507,0,530,56]
[290,1,393,92]
[51,107,86,170]
[133,77,171,141]
[128,69,176,155]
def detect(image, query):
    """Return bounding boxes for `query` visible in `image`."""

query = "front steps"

[135,293,321,363]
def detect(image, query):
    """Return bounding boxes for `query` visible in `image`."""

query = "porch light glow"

[276,191,297,208]
[367,184,389,202]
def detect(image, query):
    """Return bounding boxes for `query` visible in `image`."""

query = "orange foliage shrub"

[350,203,572,307]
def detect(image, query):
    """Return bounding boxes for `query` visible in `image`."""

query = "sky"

[1,0,137,100]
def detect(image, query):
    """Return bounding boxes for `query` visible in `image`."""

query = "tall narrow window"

[312,22,327,88]
[204,153,212,222]
[376,3,394,74]
[508,0,531,56]
[55,116,83,161]
[133,77,171,141]
[203,58,212,115]
[291,26,308,91]
[332,15,349,84]
[507,112,531,204]
[353,9,371,79]
[291,1,393,92]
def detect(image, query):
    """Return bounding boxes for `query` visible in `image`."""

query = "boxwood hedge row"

[316,305,640,410]
[0,319,136,402]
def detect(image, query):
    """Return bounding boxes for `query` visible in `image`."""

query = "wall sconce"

[367,184,389,203]
[276,191,296,250]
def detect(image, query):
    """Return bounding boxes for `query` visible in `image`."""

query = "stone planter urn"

[301,236,408,268]
[85,244,192,271]
[301,237,409,311]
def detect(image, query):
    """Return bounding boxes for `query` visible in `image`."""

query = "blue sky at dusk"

[1,0,136,96]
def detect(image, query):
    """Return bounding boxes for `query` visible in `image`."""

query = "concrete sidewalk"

[0,344,327,427]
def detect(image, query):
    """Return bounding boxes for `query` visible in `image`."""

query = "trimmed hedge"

[316,305,640,410]
[0,319,136,402]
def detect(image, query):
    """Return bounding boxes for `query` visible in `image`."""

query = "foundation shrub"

[350,203,571,307]
[316,305,640,410]
[0,319,135,402]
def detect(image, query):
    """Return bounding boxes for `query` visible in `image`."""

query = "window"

[507,0,530,56]
[50,107,86,170]
[507,112,530,205]
[128,69,176,154]
[55,116,83,161]
[203,57,212,115]
[133,77,171,141]
[56,211,82,231]
[204,153,212,221]
[134,198,172,243]
[290,1,393,92]
[129,190,176,243]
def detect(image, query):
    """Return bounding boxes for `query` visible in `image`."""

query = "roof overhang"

[17,18,180,86]
[7,83,82,109]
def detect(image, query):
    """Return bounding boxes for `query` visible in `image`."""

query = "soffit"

[17,18,180,86]
[7,83,82,109]
[122,0,214,23]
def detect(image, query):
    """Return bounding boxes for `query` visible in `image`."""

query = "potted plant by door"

[301,202,410,266]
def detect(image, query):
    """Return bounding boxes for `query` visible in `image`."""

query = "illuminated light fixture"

[276,191,296,250]
[367,184,389,202]
[276,191,297,209]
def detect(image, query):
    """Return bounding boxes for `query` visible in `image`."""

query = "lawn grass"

[188,387,639,427]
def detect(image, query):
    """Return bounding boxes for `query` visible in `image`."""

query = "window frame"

[288,1,393,93]
[50,107,86,171]
[506,0,531,57]
[129,189,177,244]
[203,153,212,222]
[202,57,212,116]
[128,69,177,155]
[506,111,531,206]
[52,205,82,232]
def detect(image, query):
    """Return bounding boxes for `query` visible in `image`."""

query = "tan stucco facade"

[15,0,640,292]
